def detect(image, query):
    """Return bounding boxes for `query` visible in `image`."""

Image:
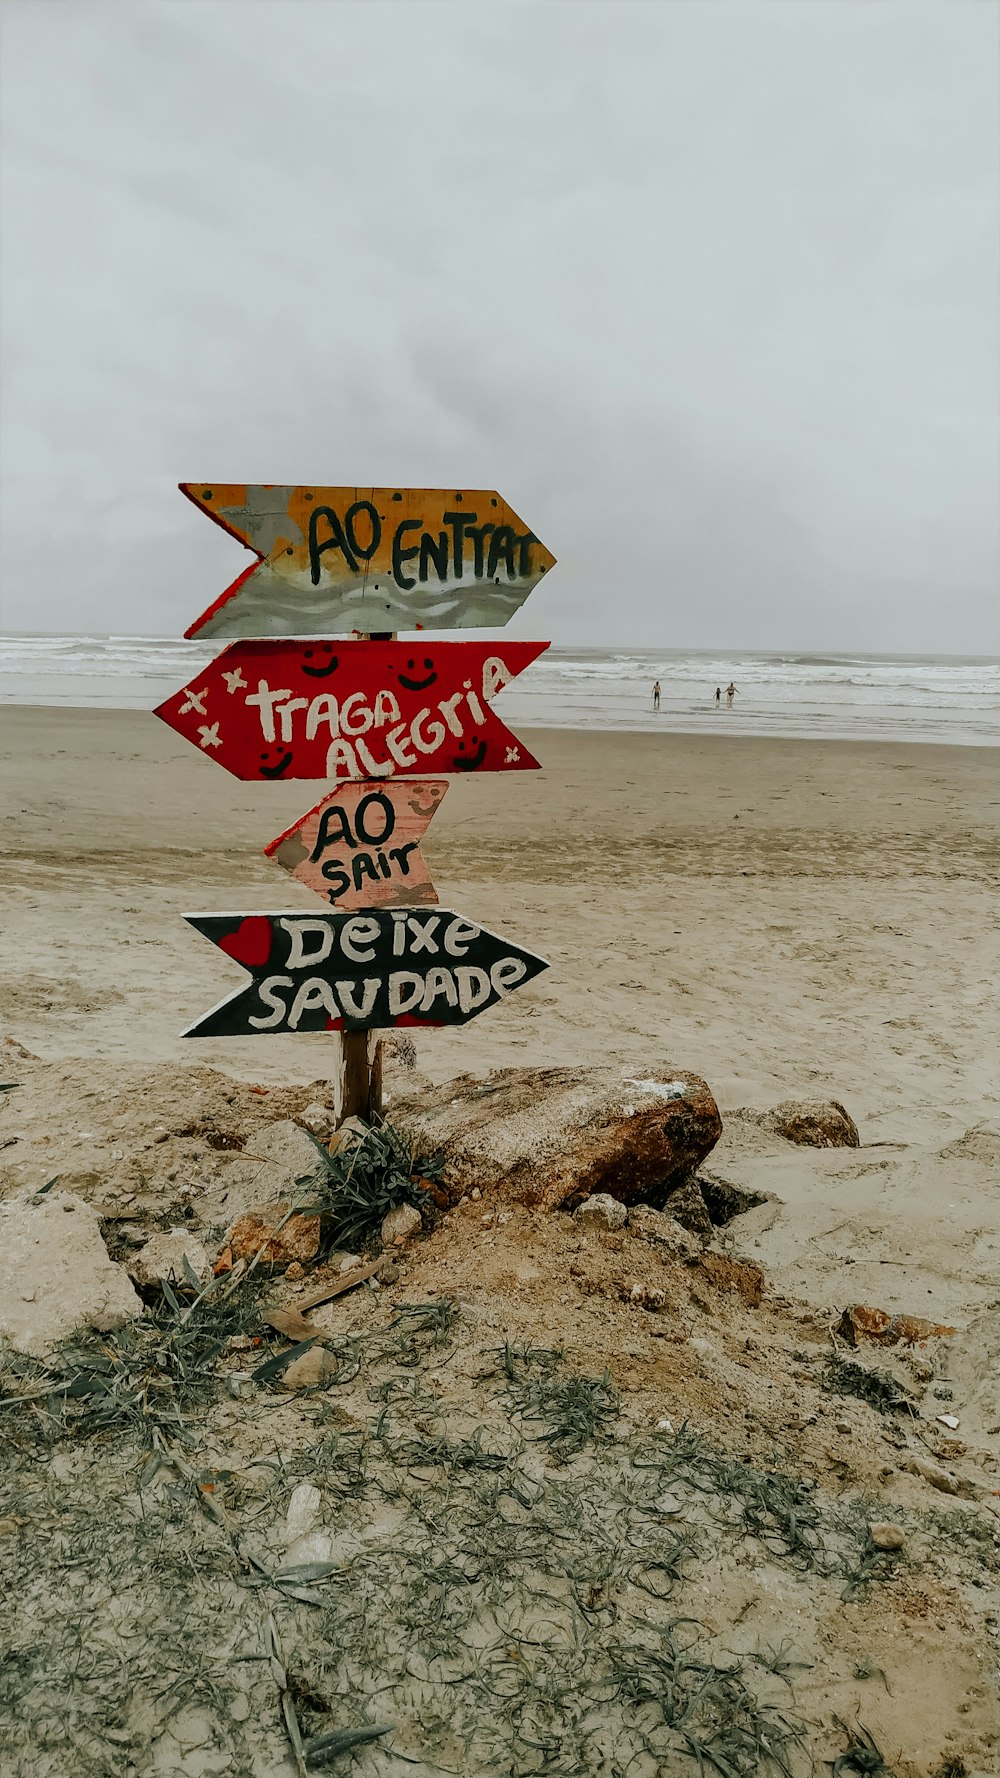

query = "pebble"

[869,1521,906,1552]
[380,1203,422,1247]
[285,1482,321,1542]
[281,1347,337,1390]
[574,1193,628,1232]
[835,1421,852,1435]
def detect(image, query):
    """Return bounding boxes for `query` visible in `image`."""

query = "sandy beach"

[3,704,997,1252]
[3,704,1000,1771]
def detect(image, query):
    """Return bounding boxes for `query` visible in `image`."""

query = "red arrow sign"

[265,780,447,910]
[154,639,547,782]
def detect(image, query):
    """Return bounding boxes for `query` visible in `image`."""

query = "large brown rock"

[393,1065,721,1212]
[764,1100,860,1148]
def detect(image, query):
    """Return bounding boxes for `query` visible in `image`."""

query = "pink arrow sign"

[264,780,447,910]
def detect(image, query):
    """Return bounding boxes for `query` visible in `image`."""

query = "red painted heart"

[217,916,273,968]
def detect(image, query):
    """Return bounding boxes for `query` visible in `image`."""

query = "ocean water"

[0,634,996,746]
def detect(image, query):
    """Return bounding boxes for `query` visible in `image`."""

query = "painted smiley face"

[259,749,294,778]
[301,647,339,678]
[398,656,437,691]
[453,735,487,771]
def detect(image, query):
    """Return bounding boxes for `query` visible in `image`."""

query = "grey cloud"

[0,0,995,652]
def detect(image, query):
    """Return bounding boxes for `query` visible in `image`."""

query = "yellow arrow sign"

[181,484,556,639]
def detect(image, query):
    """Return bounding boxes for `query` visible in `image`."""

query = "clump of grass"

[302,1121,445,1253]
[634,1427,829,1572]
[608,1620,806,1775]
[823,1355,914,1416]
[0,1273,269,1449]
[494,1342,620,1459]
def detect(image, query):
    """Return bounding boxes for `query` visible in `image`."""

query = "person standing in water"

[652,680,661,711]
[714,686,721,706]
[725,681,738,709]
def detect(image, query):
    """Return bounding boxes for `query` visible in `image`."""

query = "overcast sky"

[1,0,996,652]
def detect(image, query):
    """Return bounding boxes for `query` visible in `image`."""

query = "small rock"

[869,1522,906,1552]
[905,1455,976,1498]
[333,1115,371,1147]
[378,1259,401,1284]
[932,1386,954,1401]
[574,1193,628,1231]
[337,1252,364,1274]
[224,1203,320,1271]
[280,1346,338,1390]
[152,1128,170,1145]
[764,1100,860,1148]
[936,1413,960,1430]
[284,1482,322,1543]
[299,1103,336,1139]
[380,1204,423,1248]
[697,1172,767,1225]
[629,1282,669,1312]
[0,1191,142,1357]
[284,1261,305,1282]
[128,1231,211,1289]
[284,1530,334,1566]
[627,1206,700,1259]
[838,1305,956,1348]
[660,1179,713,1244]
[470,1188,481,1200]
[835,1420,852,1435]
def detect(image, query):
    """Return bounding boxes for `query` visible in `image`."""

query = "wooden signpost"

[179,484,556,638]
[164,482,553,1122]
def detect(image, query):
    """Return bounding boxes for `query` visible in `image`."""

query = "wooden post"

[335,630,394,1128]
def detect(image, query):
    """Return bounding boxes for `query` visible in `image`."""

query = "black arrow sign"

[181,909,549,1038]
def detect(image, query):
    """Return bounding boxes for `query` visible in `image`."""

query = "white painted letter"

[340,691,373,736]
[306,693,340,740]
[246,681,291,742]
[444,917,479,958]
[355,737,394,777]
[373,689,401,729]
[288,978,339,1028]
[420,967,458,1013]
[410,707,445,754]
[281,918,334,969]
[455,966,491,1014]
[386,722,418,769]
[341,916,379,963]
[482,656,513,702]
[490,957,528,995]
[249,975,293,1028]
[389,971,424,1016]
[326,738,361,779]
[277,697,309,741]
[438,692,465,736]
[336,978,380,1020]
